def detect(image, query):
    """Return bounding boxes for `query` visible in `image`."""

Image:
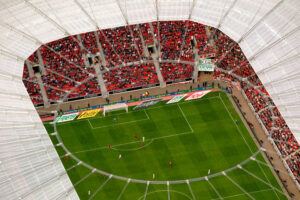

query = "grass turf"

[44,91,287,200]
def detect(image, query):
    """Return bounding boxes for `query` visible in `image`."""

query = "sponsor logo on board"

[166,94,187,104]
[185,90,211,101]
[77,109,101,119]
[55,113,79,123]
[134,99,162,110]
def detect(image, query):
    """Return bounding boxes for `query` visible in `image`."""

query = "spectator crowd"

[22,21,299,183]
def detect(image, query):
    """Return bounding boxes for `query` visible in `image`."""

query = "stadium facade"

[0,0,299,199]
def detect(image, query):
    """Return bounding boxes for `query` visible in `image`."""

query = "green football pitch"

[45,91,287,200]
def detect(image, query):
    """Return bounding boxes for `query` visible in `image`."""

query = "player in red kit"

[108,144,111,149]
[169,161,172,168]
[134,134,138,139]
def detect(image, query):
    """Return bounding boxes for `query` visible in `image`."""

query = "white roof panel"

[0,0,299,199]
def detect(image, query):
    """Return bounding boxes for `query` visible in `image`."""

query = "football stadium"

[0,0,299,200]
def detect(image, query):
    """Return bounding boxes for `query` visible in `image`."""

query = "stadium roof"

[0,0,299,199]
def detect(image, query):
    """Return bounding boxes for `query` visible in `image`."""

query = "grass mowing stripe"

[89,117,149,129]
[210,188,274,200]
[218,94,254,154]
[224,173,256,200]
[207,179,224,200]
[71,130,193,155]
[219,94,279,199]
[177,104,194,133]
[46,91,286,199]
[219,93,280,198]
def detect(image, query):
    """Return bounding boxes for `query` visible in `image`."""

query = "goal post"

[103,103,128,116]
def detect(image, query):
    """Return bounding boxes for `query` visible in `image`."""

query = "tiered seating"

[248,74,263,86]
[213,70,237,82]
[80,31,99,54]
[258,109,273,131]
[153,21,186,60]
[103,63,159,91]
[215,30,241,71]
[160,63,193,82]
[40,40,101,100]
[22,20,300,183]
[98,26,143,67]
[213,28,300,184]
[286,153,300,183]
[130,25,147,59]
[244,87,269,112]
[139,23,154,45]
[22,64,44,105]
[193,22,214,58]
[242,84,300,183]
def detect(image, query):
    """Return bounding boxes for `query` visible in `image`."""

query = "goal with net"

[103,103,128,116]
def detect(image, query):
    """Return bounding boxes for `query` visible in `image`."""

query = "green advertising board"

[55,113,79,123]
[198,59,215,71]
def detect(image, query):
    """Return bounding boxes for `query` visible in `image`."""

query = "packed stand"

[218,72,300,183]
[179,21,197,61]
[213,70,238,82]
[80,31,99,54]
[139,23,155,45]
[193,23,215,58]
[286,153,300,183]
[103,63,159,91]
[98,26,144,67]
[22,64,44,105]
[130,25,147,60]
[248,74,263,87]
[160,63,194,82]
[213,31,300,183]
[40,39,101,100]
[153,21,186,60]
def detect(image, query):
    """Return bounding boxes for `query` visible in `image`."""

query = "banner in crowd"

[185,90,211,101]
[77,109,101,119]
[198,59,215,71]
[166,94,187,104]
[134,99,162,110]
[55,113,79,123]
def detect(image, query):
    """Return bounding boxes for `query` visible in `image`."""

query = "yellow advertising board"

[77,109,101,119]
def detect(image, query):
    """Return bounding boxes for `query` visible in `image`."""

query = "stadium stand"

[22,21,300,184]
[22,64,44,105]
[103,63,159,92]
[160,63,194,82]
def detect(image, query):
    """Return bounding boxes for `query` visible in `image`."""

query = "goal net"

[103,103,128,116]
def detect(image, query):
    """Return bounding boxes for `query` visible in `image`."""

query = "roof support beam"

[73,0,123,64]
[263,73,300,87]
[115,0,143,60]
[218,0,238,29]
[23,0,68,36]
[73,0,99,29]
[268,88,300,98]
[237,0,285,43]
[248,26,300,61]
[255,53,299,75]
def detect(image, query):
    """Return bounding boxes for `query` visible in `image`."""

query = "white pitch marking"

[177,104,194,133]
